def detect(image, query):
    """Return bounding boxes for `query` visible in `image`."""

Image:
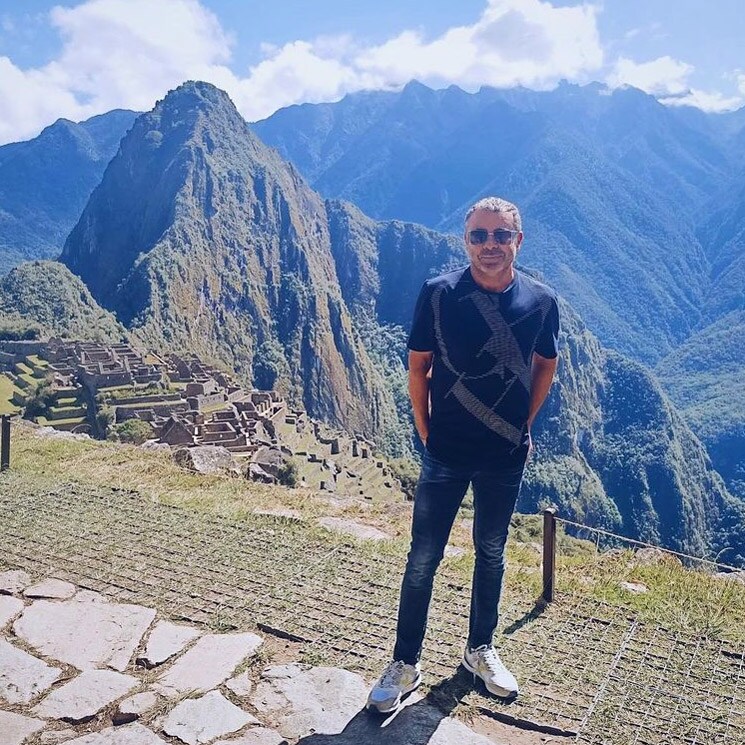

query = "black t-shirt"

[408,266,560,469]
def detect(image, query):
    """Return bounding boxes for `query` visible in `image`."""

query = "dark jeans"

[392,449,525,664]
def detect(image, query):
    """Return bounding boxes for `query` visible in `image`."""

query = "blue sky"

[1,0,744,145]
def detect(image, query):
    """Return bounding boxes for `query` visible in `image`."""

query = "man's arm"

[526,352,559,451]
[408,350,434,446]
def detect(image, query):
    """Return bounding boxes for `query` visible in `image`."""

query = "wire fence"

[557,516,743,573]
[1,473,744,744]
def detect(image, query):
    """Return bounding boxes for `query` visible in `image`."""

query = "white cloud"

[0,0,234,143]
[354,0,604,90]
[659,88,743,113]
[0,0,607,144]
[607,55,693,96]
[606,56,744,113]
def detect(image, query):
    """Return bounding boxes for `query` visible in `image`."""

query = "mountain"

[0,110,138,275]
[653,160,745,499]
[253,81,737,364]
[0,261,127,343]
[60,82,402,444]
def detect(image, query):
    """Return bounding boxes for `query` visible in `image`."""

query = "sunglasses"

[468,228,519,245]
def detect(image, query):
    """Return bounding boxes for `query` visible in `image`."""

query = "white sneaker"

[366,659,422,713]
[462,644,519,698]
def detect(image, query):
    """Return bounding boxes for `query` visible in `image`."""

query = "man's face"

[464,208,523,277]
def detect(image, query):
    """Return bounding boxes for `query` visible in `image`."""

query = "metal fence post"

[542,507,557,602]
[1,415,9,471]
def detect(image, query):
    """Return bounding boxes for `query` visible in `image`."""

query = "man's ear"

[516,232,524,250]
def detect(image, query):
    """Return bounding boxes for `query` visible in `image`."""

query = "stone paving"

[0,570,505,745]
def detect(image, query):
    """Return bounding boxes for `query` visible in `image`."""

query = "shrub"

[276,457,299,487]
[96,405,115,438]
[23,378,56,419]
[109,418,153,445]
[389,457,420,500]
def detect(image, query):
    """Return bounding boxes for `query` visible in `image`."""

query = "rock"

[138,620,201,668]
[0,710,46,745]
[631,547,681,566]
[24,578,77,600]
[252,447,285,477]
[213,728,285,745]
[0,638,62,704]
[40,728,79,743]
[0,595,25,628]
[0,569,32,595]
[119,691,159,717]
[155,632,263,697]
[113,711,140,726]
[63,723,167,744]
[247,463,276,483]
[430,717,498,744]
[225,670,253,697]
[254,508,302,521]
[717,570,745,584]
[317,517,390,542]
[162,690,258,745]
[140,441,171,453]
[444,545,465,559]
[35,427,90,441]
[174,445,241,476]
[251,664,368,740]
[33,669,138,722]
[619,581,649,594]
[14,598,155,671]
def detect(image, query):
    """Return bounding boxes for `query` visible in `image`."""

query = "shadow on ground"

[296,668,494,745]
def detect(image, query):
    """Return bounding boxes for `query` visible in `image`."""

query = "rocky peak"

[60,82,397,440]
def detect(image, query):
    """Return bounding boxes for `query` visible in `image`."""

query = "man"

[366,197,559,713]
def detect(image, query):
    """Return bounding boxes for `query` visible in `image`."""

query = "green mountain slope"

[0,110,137,275]
[656,310,745,498]
[0,260,127,342]
[253,82,734,364]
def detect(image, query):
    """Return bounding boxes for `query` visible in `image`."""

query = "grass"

[34,415,88,428]
[5,419,745,644]
[0,373,21,415]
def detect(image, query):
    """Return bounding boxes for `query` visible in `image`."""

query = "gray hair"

[465,197,522,232]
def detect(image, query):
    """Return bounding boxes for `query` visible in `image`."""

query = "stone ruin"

[0,338,405,501]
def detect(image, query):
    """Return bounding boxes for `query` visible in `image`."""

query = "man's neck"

[470,264,515,292]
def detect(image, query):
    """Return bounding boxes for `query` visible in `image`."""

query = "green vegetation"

[275,456,299,488]
[353,311,413,458]
[95,405,114,438]
[657,309,745,498]
[108,418,153,445]
[0,261,128,343]
[0,374,21,415]
[389,457,419,500]
[0,320,42,340]
[23,376,56,419]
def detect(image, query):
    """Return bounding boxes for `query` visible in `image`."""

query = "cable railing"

[540,508,744,603]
